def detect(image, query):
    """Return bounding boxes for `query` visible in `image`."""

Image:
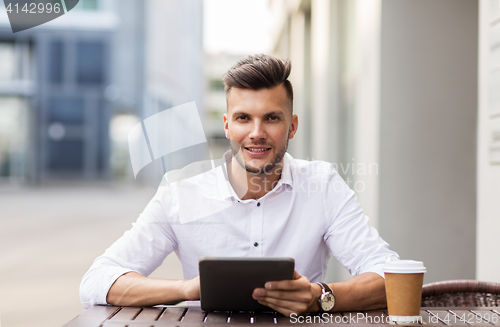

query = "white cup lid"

[383,256,426,274]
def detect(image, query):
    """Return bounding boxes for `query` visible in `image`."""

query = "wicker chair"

[421,280,500,307]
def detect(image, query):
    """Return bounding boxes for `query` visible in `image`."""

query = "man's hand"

[182,276,201,301]
[252,270,321,317]
[107,272,201,307]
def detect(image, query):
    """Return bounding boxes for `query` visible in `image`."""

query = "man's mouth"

[245,147,271,152]
[243,147,272,156]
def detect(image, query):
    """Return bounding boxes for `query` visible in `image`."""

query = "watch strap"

[319,282,333,294]
[316,282,326,294]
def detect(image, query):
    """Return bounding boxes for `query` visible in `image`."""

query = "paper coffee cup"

[384,257,426,324]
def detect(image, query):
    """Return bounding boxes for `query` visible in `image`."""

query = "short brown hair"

[222,54,293,111]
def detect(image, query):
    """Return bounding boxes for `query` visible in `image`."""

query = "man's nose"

[249,121,266,140]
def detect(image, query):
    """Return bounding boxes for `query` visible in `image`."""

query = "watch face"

[321,293,335,311]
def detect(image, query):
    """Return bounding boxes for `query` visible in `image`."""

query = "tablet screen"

[199,257,295,312]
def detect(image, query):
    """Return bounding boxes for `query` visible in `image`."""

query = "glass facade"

[0,97,28,179]
[76,41,105,85]
[0,42,31,181]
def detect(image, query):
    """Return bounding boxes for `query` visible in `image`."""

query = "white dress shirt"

[80,152,398,309]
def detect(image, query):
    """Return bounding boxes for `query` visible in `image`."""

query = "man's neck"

[228,158,283,200]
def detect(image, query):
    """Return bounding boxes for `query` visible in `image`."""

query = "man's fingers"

[264,271,309,291]
[264,278,308,291]
[254,289,294,301]
[253,289,312,303]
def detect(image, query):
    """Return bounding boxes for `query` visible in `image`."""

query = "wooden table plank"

[102,320,128,327]
[339,312,362,324]
[274,312,294,325]
[420,308,439,325]
[253,312,276,324]
[427,310,455,325]
[450,309,480,325]
[68,305,500,327]
[182,307,206,323]
[157,307,186,322]
[102,322,129,327]
[205,311,230,323]
[63,305,121,327]
[321,312,343,324]
[322,311,383,326]
[337,311,393,325]
[424,308,500,312]
[229,311,253,324]
[134,307,165,321]
[279,313,324,325]
[422,309,500,327]
[363,310,388,324]
[109,307,142,320]
[486,310,500,326]
[451,309,496,326]
[470,309,499,326]
[104,322,188,327]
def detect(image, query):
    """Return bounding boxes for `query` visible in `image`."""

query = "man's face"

[223,84,298,174]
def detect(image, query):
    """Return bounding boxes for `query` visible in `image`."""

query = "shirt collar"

[216,151,293,201]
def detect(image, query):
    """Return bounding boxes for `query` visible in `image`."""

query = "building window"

[0,97,28,179]
[49,140,84,171]
[49,40,64,84]
[76,40,105,85]
[49,96,85,124]
[0,42,16,81]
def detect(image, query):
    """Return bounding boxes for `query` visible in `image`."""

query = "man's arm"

[80,180,181,309]
[106,272,200,307]
[253,271,385,317]
[324,272,386,311]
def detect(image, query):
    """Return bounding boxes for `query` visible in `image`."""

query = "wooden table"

[63,304,500,327]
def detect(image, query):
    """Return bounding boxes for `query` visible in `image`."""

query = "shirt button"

[254,242,259,247]
[257,202,261,207]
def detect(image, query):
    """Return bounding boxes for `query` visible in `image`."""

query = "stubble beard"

[230,135,289,175]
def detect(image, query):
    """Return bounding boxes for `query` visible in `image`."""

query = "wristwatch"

[316,282,336,312]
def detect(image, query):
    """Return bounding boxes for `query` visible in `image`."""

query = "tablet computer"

[199,257,295,312]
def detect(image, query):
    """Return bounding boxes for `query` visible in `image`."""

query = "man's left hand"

[252,270,321,317]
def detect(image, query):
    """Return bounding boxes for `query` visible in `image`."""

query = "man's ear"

[288,114,299,140]
[223,113,230,139]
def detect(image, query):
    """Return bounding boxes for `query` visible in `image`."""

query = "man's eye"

[236,116,248,120]
[268,116,279,121]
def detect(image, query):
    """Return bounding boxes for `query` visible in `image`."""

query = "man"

[80,54,398,316]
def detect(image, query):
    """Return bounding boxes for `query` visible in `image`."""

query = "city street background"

[1,0,499,326]
[0,183,183,327]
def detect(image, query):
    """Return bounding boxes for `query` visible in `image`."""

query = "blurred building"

[0,0,120,182]
[270,0,487,283]
[0,0,204,184]
[141,0,204,183]
[477,0,500,283]
[203,53,243,158]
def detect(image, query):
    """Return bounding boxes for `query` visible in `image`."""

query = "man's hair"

[222,54,293,111]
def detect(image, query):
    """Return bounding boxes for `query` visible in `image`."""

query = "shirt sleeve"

[80,178,178,308]
[322,170,398,278]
